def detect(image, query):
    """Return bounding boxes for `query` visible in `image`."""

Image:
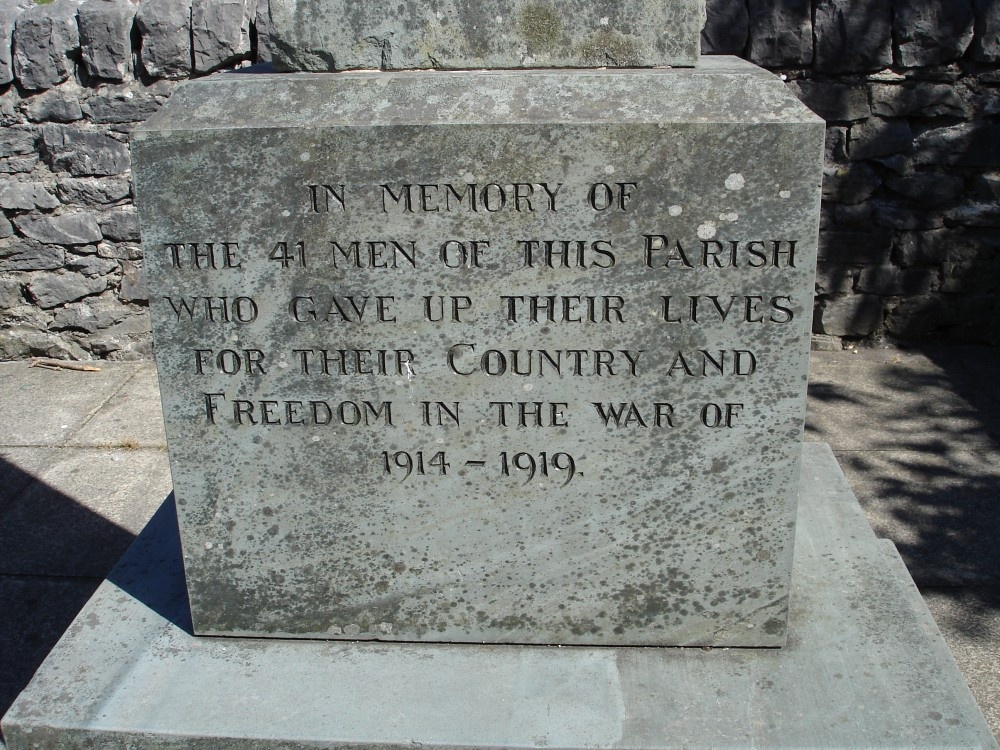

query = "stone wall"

[0,0,997,359]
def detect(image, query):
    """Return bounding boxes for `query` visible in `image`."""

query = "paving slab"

[3,443,996,750]
[834,448,1000,586]
[923,587,1000,738]
[0,447,171,577]
[806,350,999,452]
[0,575,100,721]
[0,363,141,446]
[67,364,167,448]
[0,448,63,512]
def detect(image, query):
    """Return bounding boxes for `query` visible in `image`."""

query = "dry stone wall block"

[191,0,253,73]
[12,0,82,91]
[41,124,131,176]
[136,0,193,79]
[700,0,748,54]
[814,0,892,73]
[78,0,137,82]
[746,0,812,67]
[0,0,31,84]
[814,293,884,336]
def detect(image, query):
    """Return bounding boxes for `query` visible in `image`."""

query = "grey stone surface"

[66,364,167,447]
[814,0,892,72]
[0,181,60,211]
[136,0,193,79]
[971,0,1000,61]
[814,294,883,336]
[887,173,964,207]
[0,361,140,444]
[3,444,997,750]
[52,294,130,333]
[24,88,85,123]
[789,80,870,122]
[82,87,163,124]
[56,176,132,206]
[746,0,812,67]
[0,0,31,85]
[40,124,131,176]
[818,229,892,265]
[77,0,136,82]
[191,0,254,73]
[913,123,1000,167]
[700,0,747,54]
[13,212,102,245]
[0,575,100,723]
[0,239,64,272]
[27,271,107,309]
[98,206,140,241]
[11,0,82,91]
[849,118,914,161]
[0,127,36,158]
[822,163,882,205]
[132,59,823,645]
[871,82,968,118]
[893,0,975,66]
[0,447,170,577]
[269,0,706,71]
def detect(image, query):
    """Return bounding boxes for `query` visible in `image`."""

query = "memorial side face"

[133,61,824,646]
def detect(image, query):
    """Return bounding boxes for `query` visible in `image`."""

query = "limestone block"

[14,211,103,245]
[0,126,36,157]
[41,124,131,176]
[98,206,140,241]
[51,292,129,332]
[82,88,162,124]
[870,83,967,118]
[848,118,913,161]
[12,0,82,91]
[254,0,272,62]
[0,0,32,84]
[0,238,64,271]
[132,59,823,645]
[78,0,137,82]
[57,176,132,206]
[814,0,892,73]
[893,0,974,66]
[27,270,107,308]
[856,266,934,296]
[970,0,1000,61]
[872,199,945,231]
[24,88,85,123]
[191,0,253,73]
[886,174,964,207]
[912,123,1000,167]
[0,180,60,210]
[818,229,893,265]
[821,164,882,205]
[814,294,883,336]
[700,0,747,54]
[746,0,812,67]
[118,259,146,302]
[0,276,22,307]
[65,252,118,277]
[789,80,870,122]
[269,0,706,70]
[136,0,193,79]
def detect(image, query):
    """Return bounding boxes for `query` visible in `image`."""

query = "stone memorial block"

[133,57,823,646]
[268,0,706,70]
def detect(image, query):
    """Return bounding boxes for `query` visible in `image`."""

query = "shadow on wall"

[0,457,170,721]
[806,345,1000,630]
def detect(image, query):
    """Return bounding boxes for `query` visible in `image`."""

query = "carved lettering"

[447,344,641,377]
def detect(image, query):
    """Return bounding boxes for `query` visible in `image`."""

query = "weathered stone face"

[133,59,823,646]
[268,0,706,70]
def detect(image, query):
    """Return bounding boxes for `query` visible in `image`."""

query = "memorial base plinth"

[2,443,996,749]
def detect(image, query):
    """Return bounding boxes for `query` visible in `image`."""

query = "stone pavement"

[0,347,997,743]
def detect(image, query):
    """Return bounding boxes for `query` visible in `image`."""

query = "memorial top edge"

[134,58,822,137]
[268,0,706,71]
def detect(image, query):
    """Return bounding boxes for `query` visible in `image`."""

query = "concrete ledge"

[2,443,997,749]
